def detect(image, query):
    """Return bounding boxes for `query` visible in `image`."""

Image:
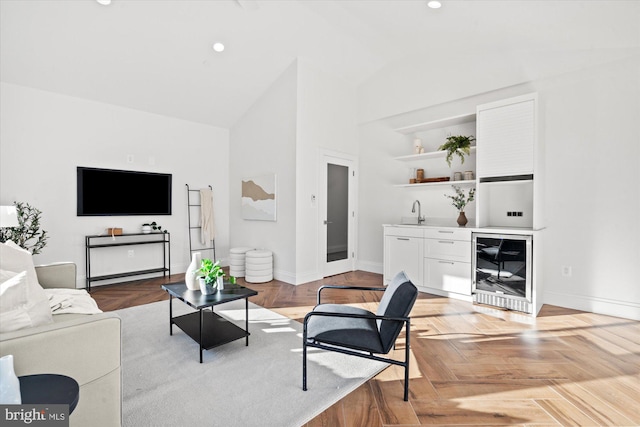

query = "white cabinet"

[425,237,471,262]
[425,259,471,295]
[476,94,536,179]
[383,226,423,286]
[422,228,472,299]
[383,226,472,300]
[475,93,543,230]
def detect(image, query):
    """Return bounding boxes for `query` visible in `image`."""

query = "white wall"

[0,82,230,287]
[357,48,640,124]
[229,58,359,285]
[229,61,298,283]
[295,58,358,283]
[538,56,640,320]
[357,120,406,273]
[356,55,640,320]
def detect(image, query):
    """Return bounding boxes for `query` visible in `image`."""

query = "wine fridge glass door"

[472,233,532,302]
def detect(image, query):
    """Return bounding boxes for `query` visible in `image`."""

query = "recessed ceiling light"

[212,42,225,53]
[427,1,442,9]
[96,0,111,5]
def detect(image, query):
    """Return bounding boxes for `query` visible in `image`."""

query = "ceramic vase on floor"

[0,354,21,404]
[457,211,468,227]
[185,252,201,290]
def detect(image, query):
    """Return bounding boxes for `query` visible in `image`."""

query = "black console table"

[85,232,170,291]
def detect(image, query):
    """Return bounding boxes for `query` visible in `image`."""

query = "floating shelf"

[393,113,476,135]
[394,179,476,188]
[394,146,476,162]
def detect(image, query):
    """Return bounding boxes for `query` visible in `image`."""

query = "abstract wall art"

[241,173,276,221]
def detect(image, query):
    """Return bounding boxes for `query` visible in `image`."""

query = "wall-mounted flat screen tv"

[77,167,172,216]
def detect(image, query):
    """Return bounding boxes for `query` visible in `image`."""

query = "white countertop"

[383,219,540,235]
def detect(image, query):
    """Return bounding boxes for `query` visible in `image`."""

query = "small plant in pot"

[141,221,166,234]
[444,185,476,227]
[196,259,225,295]
[438,135,475,167]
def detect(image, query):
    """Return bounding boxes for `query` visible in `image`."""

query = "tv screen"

[77,167,172,216]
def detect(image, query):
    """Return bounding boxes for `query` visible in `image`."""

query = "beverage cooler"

[472,233,533,314]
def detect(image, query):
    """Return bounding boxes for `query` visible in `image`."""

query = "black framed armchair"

[302,271,418,401]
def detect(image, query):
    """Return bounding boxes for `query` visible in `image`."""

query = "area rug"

[117,299,388,427]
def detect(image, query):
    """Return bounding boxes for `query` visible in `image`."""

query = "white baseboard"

[544,290,640,321]
[418,286,473,302]
[273,268,322,286]
[356,260,383,275]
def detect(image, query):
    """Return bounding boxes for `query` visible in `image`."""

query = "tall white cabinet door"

[476,94,536,178]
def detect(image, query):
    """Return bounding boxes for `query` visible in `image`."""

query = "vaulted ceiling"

[1,0,637,128]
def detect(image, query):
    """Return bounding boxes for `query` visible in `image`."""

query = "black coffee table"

[162,282,258,363]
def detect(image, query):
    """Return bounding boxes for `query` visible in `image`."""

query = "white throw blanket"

[44,288,103,315]
[199,188,215,244]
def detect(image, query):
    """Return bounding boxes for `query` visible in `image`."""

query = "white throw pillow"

[0,269,34,333]
[0,242,53,331]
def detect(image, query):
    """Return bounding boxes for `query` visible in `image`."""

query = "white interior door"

[320,153,356,277]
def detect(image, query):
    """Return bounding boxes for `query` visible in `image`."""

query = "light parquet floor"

[90,271,640,427]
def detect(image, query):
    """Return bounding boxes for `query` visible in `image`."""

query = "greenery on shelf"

[438,135,475,167]
[444,185,476,212]
[0,201,49,254]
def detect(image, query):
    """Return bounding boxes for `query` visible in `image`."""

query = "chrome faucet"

[412,200,425,224]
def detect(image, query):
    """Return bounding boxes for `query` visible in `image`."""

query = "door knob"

[323,220,333,225]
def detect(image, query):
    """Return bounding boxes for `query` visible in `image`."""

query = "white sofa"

[0,262,122,427]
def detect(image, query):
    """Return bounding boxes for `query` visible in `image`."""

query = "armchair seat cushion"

[306,304,384,354]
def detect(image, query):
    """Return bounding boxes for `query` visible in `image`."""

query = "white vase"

[185,252,201,290]
[0,354,21,404]
[141,225,151,234]
[217,276,224,291]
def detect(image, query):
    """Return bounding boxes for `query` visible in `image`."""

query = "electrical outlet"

[128,250,135,258]
[127,154,134,163]
[562,266,572,277]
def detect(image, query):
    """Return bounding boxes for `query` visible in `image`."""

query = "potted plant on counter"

[444,185,476,227]
[438,135,475,167]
